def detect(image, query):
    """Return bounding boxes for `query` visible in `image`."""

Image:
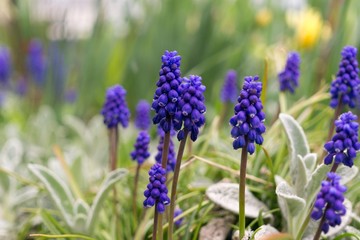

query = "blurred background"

[1,1,360,239]
[0,0,359,120]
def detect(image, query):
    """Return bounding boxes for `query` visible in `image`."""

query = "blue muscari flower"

[173,75,206,142]
[152,50,182,133]
[330,46,360,108]
[0,46,11,84]
[229,76,266,154]
[174,207,184,227]
[278,51,301,93]
[155,131,176,172]
[101,85,130,129]
[131,131,151,165]
[220,70,238,103]
[143,163,170,213]
[311,172,347,234]
[27,39,47,86]
[324,111,360,167]
[135,100,151,131]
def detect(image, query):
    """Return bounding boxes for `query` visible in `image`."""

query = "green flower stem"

[157,128,171,240]
[29,233,96,240]
[109,127,119,171]
[109,127,120,239]
[133,164,141,224]
[168,130,189,240]
[153,208,159,240]
[239,139,249,239]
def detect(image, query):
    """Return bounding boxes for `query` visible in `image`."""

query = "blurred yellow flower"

[287,8,329,49]
[256,8,272,27]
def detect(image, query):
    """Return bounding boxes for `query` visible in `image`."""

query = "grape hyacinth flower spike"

[168,75,206,239]
[135,100,151,131]
[312,173,347,239]
[278,51,301,93]
[27,39,47,87]
[229,75,266,239]
[101,84,130,170]
[143,163,170,212]
[131,131,151,165]
[221,70,238,103]
[322,47,360,164]
[0,46,11,85]
[330,46,360,109]
[324,111,360,168]
[150,50,182,240]
[101,84,130,239]
[218,70,238,128]
[101,85,130,129]
[152,50,182,133]
[230,76,266,154]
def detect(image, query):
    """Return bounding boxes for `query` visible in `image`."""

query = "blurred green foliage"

[0,0,359,119]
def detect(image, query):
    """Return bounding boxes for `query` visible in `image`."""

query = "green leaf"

[40,210,67,235]
[279,113,310,186]
[304,164,331,204]
[275,177,305,219]
[205,182,270,218]
[294,155,308,197]
[73,199,90,233]
[336,165,358,185]
[74,199,90,216]
[28,164,75,228]
[303,153,317,173]
[1,138,23,170]
[85,168,128,234]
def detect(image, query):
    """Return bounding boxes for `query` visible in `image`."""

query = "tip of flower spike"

[101,84,130,128]
[230,75,265,154]
[341,46,357,58]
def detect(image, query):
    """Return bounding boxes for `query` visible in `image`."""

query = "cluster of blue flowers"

[311,172,347,233]
[143,163,170,213]
[0,46,11,84]
[174,75,206,141]
[135,100,151,131]
[230,76,266,154]
[330,46,360,108]
[27,39,47,86]
[324,111,360,167]
[220,70,238,103]
[152,50,182,133]
[131,131,151,165]
[278,52,301,93]
[101,85,130,129]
